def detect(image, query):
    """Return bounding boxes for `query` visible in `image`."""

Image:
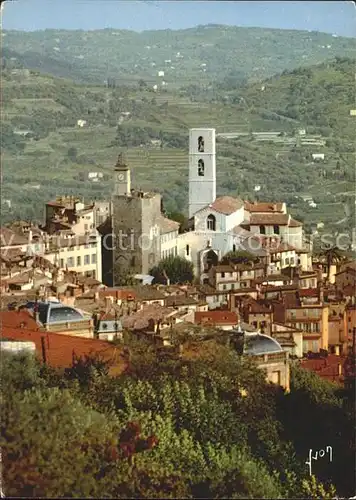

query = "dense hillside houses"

[1,127,355,392]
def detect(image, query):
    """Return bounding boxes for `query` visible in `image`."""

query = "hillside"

[2,26,356,86]
[1,58,355,240]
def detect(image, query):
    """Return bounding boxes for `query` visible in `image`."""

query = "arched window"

[198,136,204,152]
[198,159,205,176]
[207,214,216,231]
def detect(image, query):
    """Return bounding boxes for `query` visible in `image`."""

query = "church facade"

[111,129,306,283]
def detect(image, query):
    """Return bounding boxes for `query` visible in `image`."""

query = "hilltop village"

[1,128,355,389]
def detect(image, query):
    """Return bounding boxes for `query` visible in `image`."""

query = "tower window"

[198,159,205,176]
[207,214,216,231]
[131,256,136,266]
[259,225,266,235]
[232,244,236,252]
[198,136,205,152]
[186,245,190,256]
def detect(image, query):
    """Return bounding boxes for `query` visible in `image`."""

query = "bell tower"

[114,153,131,197]
[188,128,216,218]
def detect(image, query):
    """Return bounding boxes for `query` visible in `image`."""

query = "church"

[111,128,306,284]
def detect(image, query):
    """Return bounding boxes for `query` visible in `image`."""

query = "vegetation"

[3,27,355,85]
[1,30,355,238]
[150,255,194,284]
[2,343,354,498]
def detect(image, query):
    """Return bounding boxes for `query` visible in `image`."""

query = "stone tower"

[111,156,161,284]
[188,128,216,218]
[114,153,131,196]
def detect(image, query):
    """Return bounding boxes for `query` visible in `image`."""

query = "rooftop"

[159,215,180,234]
[199,196,244,215]
[244,201,284,213]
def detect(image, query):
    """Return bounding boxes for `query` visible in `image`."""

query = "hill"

[2,26,356,86]
[1,58,355,240]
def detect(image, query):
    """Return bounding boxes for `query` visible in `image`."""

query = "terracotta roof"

[159,216,180,234]
[269,243,296,254]
[5,272,32,285]
[121,303,174,330]
[194,310,238,325]
[244,201,284,213]
[243,299,272,314]
[165,295,198,307]
[46,201,65,208]
[335,267,356,277]
[99,288,136,300]
[197,196,244,215]
[2,326,126,372]
[0,227,28,247]
[0,309,40,330]
[300,355,346,384]
[249,214,302,226]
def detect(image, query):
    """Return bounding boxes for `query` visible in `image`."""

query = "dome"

[33,301,84,325]
[243,333,283,356]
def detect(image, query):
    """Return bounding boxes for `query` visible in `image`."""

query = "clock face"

[117,173,125,181]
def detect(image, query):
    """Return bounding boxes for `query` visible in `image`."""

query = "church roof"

[198,196,244,215]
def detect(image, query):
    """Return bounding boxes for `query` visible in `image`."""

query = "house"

[270,322,303,358]
[2,324,126,374]
[238,298,274,334]
[160,215,180,259]
[335,266,356,291]
[312,153,325,161]
[241,213,303,249]
[77,119,87,128]
[194,310,239,330]
[93,311,123,341]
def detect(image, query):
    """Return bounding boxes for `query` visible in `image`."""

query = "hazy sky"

[2,0,356,37]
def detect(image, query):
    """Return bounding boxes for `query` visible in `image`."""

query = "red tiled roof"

[99,289,136,300]
[300,355,347,384]
[194,310,238,325]
[247,214,302,227]
[244,201,284,213]
[2,326,126,371]
[0,309,40,330]
[197,196,244,215]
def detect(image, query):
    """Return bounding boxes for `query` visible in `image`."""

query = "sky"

[1,0,356,37]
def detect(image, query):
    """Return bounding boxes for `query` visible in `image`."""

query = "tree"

[220,250,257,265]
[150,255,194,284]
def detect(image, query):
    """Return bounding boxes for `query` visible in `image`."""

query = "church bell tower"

[188,128,216,218]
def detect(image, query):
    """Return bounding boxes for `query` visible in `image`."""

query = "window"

[60,259,64,268]
[198,135,204,152]
[223,284,227,290]
[84,254,90,265]
[221,272,225,278]
[84,224,88,231]
[198,159,205,176]
[260,225,266,235]
[312,340,319,352]
[207,214,216,231]
[285,258,290,265]
[231,283,235,289]
[186,245,189,256]
[91,254,96,264]
[131,256,135,266]
[232,244,236,252]
[290,257,295,265]
[273,225,280,235]
[76,256,81,266]
[67,257,74,267]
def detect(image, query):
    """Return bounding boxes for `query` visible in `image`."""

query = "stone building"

[112,155,162,283]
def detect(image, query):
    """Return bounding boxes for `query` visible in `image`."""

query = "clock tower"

[114,153,131,196]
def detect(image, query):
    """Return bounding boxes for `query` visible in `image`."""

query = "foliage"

[220,249,258,265]
[2,347,349,498]
[150,255,194,284]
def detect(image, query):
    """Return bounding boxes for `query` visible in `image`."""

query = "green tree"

[150,255,194,284]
